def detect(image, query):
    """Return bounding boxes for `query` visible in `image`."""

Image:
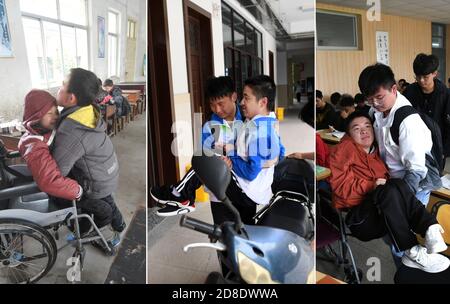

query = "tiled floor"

[148,202,221,284]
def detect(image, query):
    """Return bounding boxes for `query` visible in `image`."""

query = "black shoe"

[156,202,196,217]
[91,238,116,256]
[150,185,190,208]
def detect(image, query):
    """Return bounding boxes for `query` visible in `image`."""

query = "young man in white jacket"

[358,63,446,271]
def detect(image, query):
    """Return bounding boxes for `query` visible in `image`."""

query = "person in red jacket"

[329,111,450,273]
[329,114,389,209]
[18,89,83,201]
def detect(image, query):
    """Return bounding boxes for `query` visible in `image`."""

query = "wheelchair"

[316,187,362,284]
[0,140,113,284]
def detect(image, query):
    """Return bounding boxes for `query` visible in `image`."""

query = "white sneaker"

[425,224,447,254]
[402,245,450,273]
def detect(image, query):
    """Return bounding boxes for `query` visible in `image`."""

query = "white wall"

[90,0,147,82]
[0,0,33,122]
[277,51,288,85]
[166,0,189,95]
[0,0,146,122]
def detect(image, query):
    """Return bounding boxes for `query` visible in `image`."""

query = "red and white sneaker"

[150,185,191,208]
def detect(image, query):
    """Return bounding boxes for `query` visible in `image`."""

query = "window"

[317,10,359,50]
[108,11,120,77]
[128,19,137,39]
[20,0,88,89]
[432,23,446,82]
[221,2,263,97]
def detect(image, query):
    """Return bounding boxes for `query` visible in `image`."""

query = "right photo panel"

[316,1,450,284]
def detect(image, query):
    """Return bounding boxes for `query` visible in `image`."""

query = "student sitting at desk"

[316,90,339,130]
[329,111,450,273]
[335,94,356,131]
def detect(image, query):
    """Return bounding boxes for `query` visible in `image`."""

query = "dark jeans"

[52,195,125,234]
[350,180,438,252]
[77,195,125,232]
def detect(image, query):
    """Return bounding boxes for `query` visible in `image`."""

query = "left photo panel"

[0,0,147,284]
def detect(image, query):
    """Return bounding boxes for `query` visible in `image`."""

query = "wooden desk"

[431,187,450,201]
[0,134,20,151]
[317,129,341,145]
[122,90,141,102]
[117,83,146,112]
[316,166,331,181]
[316,271,346,284]
[116,82,146,94]
[123,91,143,116]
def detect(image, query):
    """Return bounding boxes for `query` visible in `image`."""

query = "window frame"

[221,1,264,96]
[316,10,360,51]
[108,10,120,77]
[21,0,90,89]
[127,19,137,40]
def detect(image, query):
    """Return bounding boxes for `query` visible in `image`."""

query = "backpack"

[121,96,132,117]
[390,106,444,175]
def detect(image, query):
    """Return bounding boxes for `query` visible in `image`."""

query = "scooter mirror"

[192,151,230,201]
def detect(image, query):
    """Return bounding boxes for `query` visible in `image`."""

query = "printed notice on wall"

[376,31,389,65]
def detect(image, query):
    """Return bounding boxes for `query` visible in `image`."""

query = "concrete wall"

[0,0,146,122]
[90,0,147,81]
[317,2,431,98]
[0,0,33,122]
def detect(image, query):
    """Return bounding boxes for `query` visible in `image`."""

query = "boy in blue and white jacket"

[221,75,285,223]
[150,75,284,224]
[150,76,245,218]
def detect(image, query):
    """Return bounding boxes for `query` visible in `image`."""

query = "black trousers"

[350,179,437,251]
[173,168,257,225]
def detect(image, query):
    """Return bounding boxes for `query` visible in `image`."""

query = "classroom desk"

[316,166,331,181]
[316,271,346,284]
[317,129,341,145]
[431,187,450,201]
[117,83,146,112]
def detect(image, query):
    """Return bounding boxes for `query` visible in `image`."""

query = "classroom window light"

[317,10,359,50]
[20,0,89,89]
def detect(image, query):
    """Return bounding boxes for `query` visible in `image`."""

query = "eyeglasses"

[367,93,387,105]
[366,86,395,106]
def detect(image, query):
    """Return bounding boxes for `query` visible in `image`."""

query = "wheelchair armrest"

[6,151,21,159]
[0,182,40,201]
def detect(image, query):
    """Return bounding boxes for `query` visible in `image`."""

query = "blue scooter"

[180,153,314,284]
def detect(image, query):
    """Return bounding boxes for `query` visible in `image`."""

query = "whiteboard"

[376,31,389,65]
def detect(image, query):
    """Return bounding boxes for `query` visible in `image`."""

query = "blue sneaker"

[110,232,122,248]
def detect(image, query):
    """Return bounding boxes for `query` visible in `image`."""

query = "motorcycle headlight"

[237,252,279,284]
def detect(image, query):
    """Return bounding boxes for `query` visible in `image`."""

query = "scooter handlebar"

[180,216,222,239]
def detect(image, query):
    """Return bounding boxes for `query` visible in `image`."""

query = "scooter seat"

[258,196,314,240]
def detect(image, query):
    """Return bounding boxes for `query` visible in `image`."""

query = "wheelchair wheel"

[0,219,57,284]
